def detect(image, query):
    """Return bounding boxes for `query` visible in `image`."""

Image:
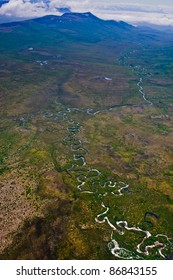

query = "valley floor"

[0,37,173,259]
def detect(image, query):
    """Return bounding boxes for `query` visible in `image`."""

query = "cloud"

[0,0,173,26]
[0,0,54,17]
[0,0,9,8]
[94,4,173,26]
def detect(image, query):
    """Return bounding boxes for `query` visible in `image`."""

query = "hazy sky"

[0,0,173,25]
[107,0,173,4]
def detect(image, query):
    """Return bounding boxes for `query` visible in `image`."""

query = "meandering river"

[45,102,172,259]
[41,49,173,258]
[11,50,172,259]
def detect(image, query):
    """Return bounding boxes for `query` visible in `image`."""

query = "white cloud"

[0,0,173,26]
[0,0,56,17]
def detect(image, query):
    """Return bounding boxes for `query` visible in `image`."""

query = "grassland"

[0,17,173,259]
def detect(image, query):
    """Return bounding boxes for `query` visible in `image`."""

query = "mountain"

[0,12,173,261]
[0,12,135,44]
[0,11,171,52]
[136,22,173,33]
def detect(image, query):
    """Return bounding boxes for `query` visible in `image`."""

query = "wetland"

[0,12,173,259]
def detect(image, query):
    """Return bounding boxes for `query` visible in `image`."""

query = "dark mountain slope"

[0,11,172,54]
[0,12,136,44]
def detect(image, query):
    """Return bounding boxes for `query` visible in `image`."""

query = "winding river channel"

[2,47,172,259]
[137,78,153,106]
[16,51,169,259]
[43,95,173,259]
[41,51,173,259]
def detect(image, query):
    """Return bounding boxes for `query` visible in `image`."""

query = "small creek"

[43,103,173,259]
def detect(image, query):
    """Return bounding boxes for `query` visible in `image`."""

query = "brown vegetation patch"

[0,171,40,254]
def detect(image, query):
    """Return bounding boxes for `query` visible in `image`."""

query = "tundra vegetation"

[0,13,173,259]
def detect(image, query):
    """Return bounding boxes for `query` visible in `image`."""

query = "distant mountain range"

[0,12,134,45]
[0,12,172,50]
[0,12,133,32]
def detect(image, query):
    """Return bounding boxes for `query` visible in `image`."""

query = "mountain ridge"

[0,12,136,44]
[0,11,171,48]
[0,12,133,29]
